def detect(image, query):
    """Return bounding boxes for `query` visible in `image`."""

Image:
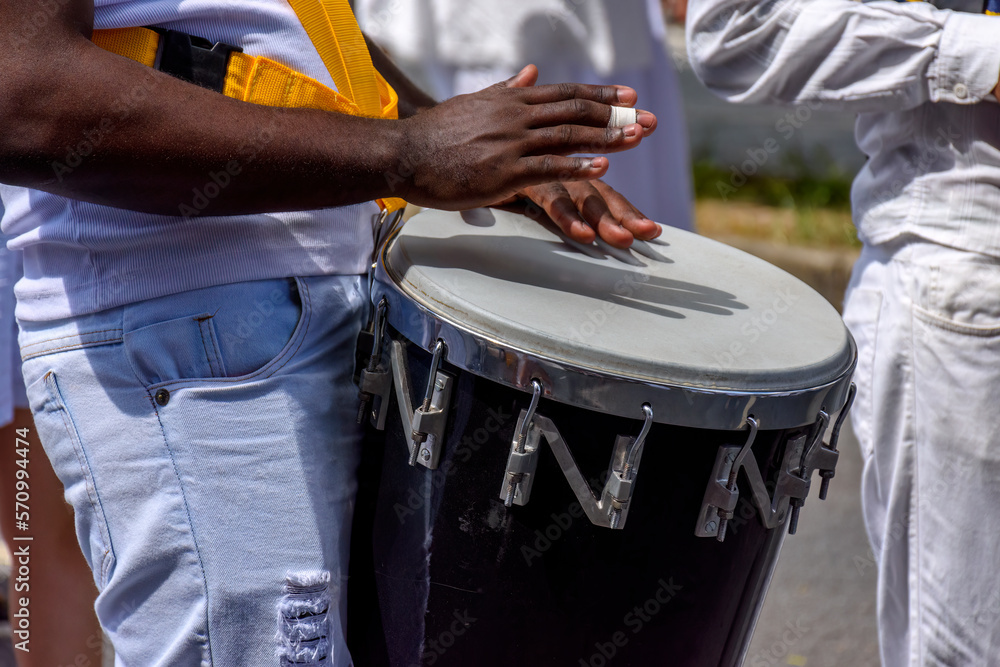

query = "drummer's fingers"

[514,156,609,189]
[503,64,540,89]
[591,180,662,241]
[637,109,657,137]
[526,99,626,129]
[521,182,598,243]
[525,124,644,156]
[571,183,638,249]
[514,81,638,108]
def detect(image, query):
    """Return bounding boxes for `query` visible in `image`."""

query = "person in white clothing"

[357,0,695,231]
[687,0,1000,664]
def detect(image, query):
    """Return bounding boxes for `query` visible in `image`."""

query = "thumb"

[504,64,539,89]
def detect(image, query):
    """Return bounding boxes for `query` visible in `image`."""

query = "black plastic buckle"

[151,28,243,94]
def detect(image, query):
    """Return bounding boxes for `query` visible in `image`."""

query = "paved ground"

[746,417,881,667]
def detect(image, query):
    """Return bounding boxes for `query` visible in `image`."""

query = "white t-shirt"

[1,0,379,321]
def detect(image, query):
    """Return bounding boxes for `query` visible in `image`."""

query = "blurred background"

[663,13,863,312]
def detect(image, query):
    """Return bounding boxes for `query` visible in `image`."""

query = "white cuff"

[931,12,1000,104]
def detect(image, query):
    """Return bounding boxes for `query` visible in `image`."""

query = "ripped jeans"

[18,275,367,666]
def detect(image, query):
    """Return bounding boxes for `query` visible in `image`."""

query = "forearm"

[0,2,652,219]
[0,35,406,216]
[364,33,438,117]
[686,0,1000,112]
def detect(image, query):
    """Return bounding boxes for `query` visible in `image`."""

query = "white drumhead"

[383,208,852,394]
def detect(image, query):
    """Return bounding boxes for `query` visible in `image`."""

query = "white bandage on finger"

[607,106,638,129]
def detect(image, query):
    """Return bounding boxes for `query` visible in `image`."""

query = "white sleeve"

[686,0,1000,111]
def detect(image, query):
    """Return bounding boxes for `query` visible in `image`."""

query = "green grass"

[692,149,860,248]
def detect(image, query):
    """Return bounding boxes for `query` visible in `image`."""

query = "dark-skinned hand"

[501,66,662,248]
[396,65,656,214]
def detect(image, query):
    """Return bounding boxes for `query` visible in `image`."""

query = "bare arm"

[0,1,649,218]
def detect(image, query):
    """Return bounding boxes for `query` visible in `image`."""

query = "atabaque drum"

[348,207,856,666]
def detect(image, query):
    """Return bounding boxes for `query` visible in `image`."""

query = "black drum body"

[349,338,809,667]
[349,208,857,667]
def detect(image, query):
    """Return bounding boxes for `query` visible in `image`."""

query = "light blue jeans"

[19,275,368,666]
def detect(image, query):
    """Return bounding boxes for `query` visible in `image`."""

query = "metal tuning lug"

[499,399,656,530]
[695,401,853,542]
[389,338,453,470]
[695,417,758,542]
[601,404,653,530]
[356,298,393,429]
[407,340,453,470]
[818,383,856,500]
[787,410,830,535]
[500,380,543,507]
[716,417,758,542]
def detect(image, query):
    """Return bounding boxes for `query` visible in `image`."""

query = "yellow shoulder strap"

[90,5,406,212]
[286,0,383,117]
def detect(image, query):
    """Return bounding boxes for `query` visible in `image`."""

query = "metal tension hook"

[357,298,391,427]
[500,397,656,530]
[715,416,758,542]
[819,383,856,500]
[502,379,543,508]
[607,403,654,529]
[408,340,451,468]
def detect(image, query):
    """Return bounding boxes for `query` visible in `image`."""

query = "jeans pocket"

[911,248,1000,334]
[123,278,307,387]
[26,370,116,588]
[123,313,226,385]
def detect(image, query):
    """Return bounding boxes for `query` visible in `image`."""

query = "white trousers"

[843,238,1000,666]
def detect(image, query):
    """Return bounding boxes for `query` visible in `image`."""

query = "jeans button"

[155,389,170,406]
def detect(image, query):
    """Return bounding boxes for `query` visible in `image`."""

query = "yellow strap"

[91,23,405,211]
[285,0,383,117]
[91,28,159,67]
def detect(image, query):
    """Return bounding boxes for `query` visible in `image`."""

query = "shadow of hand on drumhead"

[400,234,748,319]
